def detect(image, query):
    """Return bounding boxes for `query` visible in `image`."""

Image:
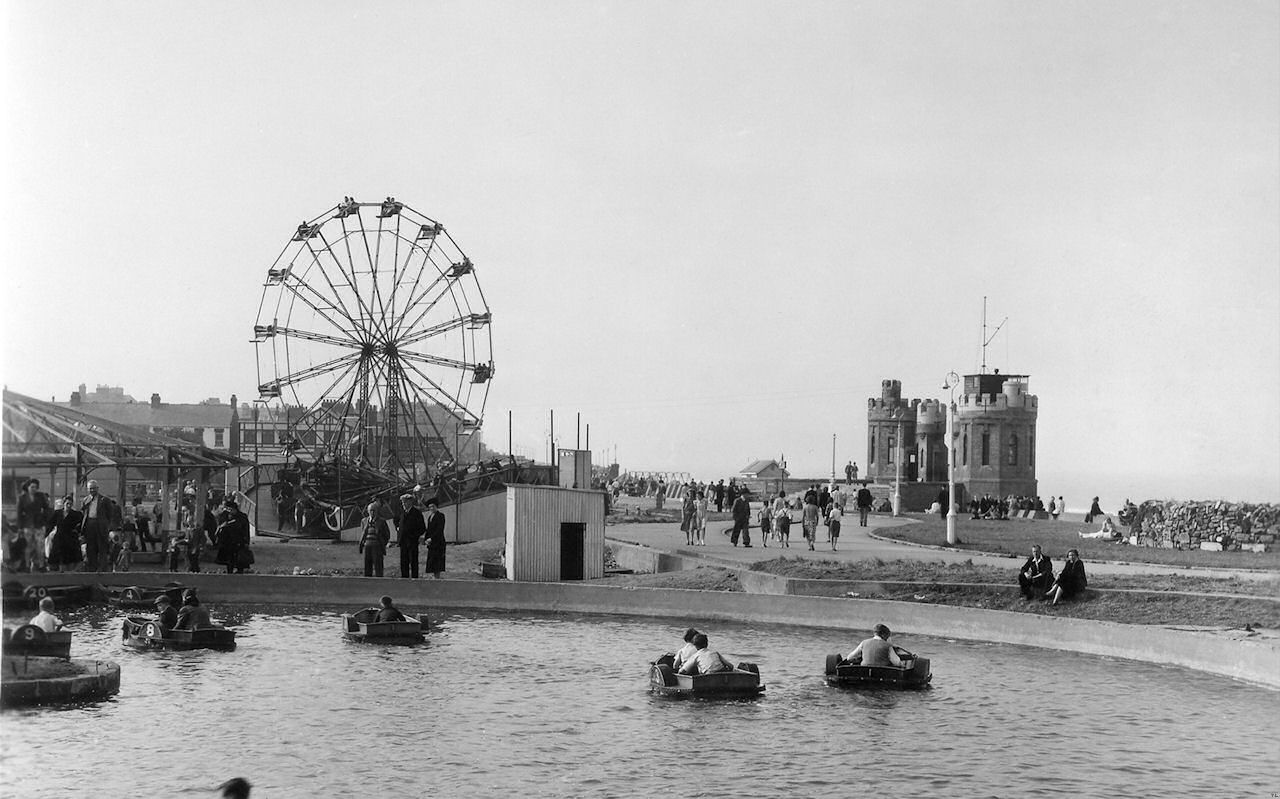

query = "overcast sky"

[3,1,1277,510]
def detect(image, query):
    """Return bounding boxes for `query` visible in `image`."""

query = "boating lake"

[2,604,1277,797]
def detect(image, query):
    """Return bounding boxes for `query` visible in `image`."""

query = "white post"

[946,371,960,545]
[892,414,903,517]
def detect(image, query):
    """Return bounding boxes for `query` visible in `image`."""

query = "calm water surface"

[2,605,1277,798]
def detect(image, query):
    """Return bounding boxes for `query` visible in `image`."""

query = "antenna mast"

[980,296,1007,374]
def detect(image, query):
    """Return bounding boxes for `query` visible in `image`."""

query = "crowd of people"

[357,488,448,578]
[4,478,253,576]
[967,493,1069,520]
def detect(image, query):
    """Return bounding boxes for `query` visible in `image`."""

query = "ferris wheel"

[253,196,493,483]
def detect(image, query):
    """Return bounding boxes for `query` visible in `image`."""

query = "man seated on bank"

[174,590,213,630]
[1045,549,1087,605]
[843,623,902,667]
[374,595,406,623]
[1018,544,1054,600]
[154,594,179,629]
[672,627,700,671]
[676,633,735,675]
[29,596,64,632]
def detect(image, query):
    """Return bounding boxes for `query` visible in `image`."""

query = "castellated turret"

[915,399,947,483]
[866,379,921,483]
[953,371,1039,498]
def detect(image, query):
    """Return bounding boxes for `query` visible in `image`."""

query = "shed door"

[560,522,584,580]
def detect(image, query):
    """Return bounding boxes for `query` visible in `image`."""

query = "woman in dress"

[693,491,709,546]
[1045,549,1087,605]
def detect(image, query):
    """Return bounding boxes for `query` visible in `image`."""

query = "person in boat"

[1018,544,1054,600]
[174,590,213,630]
[844,624,903,667]
[29,596,64,633]
[677,633,734,675]
[153,594,179,629]
[1045,549,1088,605]
[374,595,406,623]
[672,627,700,671]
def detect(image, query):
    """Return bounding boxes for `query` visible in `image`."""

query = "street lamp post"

[944,371,961,545]
[892,410,904,517]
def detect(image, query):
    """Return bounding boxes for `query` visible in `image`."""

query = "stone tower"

[866,379,919,483]
[952,371,1038,498]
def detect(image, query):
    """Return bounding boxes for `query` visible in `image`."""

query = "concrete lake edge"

[11,567,1279,691]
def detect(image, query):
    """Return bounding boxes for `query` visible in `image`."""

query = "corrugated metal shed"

[505,484,606,582]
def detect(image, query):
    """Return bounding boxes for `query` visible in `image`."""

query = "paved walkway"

[604,500,1279,583]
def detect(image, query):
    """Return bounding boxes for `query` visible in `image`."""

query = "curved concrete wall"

[14,570,1278,689]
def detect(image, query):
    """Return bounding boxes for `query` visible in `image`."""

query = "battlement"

[916,398,945,425]
[867,396,920,421]
[957,391,1038,414]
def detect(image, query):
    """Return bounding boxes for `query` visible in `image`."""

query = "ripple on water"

[3,605,1278,797]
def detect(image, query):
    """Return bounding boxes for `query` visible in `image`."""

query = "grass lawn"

[882,513,1280,571]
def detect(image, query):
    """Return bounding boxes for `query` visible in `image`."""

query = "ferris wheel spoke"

[288,360,364,455]
[390,266,452,341]
[397,349,480,373]
[265,352,361,394]
[304,237,372,338]
[397,363,457,462]
[272,326,363,350]
[394,314,486,350]
[397,356,482,426]
[395,274,469,342]
[279,272,360,339]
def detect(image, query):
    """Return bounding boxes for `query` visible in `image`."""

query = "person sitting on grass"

[676,633,734,675]
[1018,544,1054,600]
[1045,549,1088,605]
[374,595,406,623]
[844,624,903,667]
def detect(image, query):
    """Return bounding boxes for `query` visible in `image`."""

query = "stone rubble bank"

[1131,500,1279,553]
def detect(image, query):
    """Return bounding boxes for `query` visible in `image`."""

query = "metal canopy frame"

[2,388,250,473]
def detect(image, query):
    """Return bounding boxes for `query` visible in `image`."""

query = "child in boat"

[677,633,734,675]
[672,627,700,671]
[29,596,64,632]
[374,595,406,623]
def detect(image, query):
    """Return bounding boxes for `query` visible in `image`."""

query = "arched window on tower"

[981,431,990,466]
[962,431,968,466]
[1008,433,1018,466]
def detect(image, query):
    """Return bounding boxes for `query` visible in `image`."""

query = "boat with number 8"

[824,646,932,688]
[648,653,764,698]
[341,608,427,644]
[120,615,237,651]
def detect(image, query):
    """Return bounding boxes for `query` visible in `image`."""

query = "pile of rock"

[1130,500,1279,552]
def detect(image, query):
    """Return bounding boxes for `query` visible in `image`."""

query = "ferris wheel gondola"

[254,197,493,485]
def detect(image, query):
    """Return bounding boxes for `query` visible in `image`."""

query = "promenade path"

[604,498,1280,584]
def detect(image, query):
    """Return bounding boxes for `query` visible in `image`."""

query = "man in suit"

[1018,544,1054,600]
[856,485,874,527]
[398,493,425,578]
[80,480,118,571]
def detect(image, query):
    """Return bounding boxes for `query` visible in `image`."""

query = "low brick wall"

[1132,500,1279,552]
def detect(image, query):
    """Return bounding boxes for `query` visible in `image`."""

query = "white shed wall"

[505,485,606,582]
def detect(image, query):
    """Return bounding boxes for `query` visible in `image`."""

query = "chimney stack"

[151,393,161,407]
[70,392,81,407]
